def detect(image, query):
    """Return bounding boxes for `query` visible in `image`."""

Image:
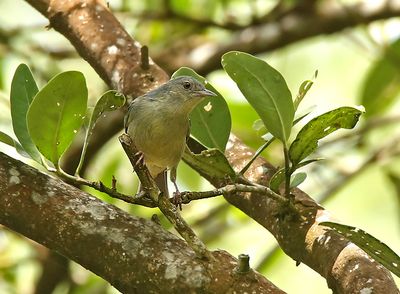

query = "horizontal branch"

[180,183,287,204]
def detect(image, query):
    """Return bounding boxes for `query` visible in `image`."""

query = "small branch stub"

[140,45,150,70]
[112,175,117,190]
[236,254,251,274]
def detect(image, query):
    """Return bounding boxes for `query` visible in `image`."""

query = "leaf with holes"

[294,70,317,111]
[320,222,400,278]
[222,51,294,145]
[289,107,362,166]
[10,64,42,163]
[75,90,125,175]
[182,147,235,181]
[172,67,231,151]
[27,71,88,165]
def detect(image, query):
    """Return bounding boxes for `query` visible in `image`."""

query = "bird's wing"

[124,101,134,133]
[186,119,191,142]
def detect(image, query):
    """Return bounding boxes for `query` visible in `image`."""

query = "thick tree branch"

[0,152,283,293]
[154,0,400,75]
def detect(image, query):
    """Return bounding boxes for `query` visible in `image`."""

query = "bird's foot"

[134,151,145,167]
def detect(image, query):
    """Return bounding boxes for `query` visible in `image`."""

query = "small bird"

[124,76,217,205]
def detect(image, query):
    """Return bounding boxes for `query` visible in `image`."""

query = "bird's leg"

[170,167,182,210]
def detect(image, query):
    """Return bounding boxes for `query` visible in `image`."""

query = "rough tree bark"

[0,153,283,293]
[0,0,397,293]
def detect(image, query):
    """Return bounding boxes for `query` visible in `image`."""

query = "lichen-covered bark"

[0,152,284,293]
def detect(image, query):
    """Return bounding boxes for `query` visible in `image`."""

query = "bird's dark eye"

[183,81,191,90]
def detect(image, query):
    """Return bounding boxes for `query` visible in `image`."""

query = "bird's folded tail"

[154,170,169,196]
[139,170,169,197]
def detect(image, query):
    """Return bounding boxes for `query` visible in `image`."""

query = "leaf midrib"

[231,59,289,143]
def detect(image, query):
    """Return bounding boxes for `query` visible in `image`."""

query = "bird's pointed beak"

[196,88,217,97]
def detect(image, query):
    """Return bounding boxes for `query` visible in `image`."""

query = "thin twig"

[180,183,287,205]
[56,167,156,207]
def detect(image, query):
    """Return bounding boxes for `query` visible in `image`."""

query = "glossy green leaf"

[222,51,294,145]
[75,90,125,175]
[360,39,400,118]
[290,172,307,188]
[320,222,400,278]
[269,168,285,193]
[10,64,42,163]
[27,71,88,165]
[172,67,231,151]
[289,107,362,166]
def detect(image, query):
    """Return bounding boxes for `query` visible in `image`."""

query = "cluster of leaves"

[174,51,363,195]
[1,64,125,174]
[174,51,399,278]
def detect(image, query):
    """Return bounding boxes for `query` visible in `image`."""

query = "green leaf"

[290,172,307,188]
[289,107,362,166]
[269,168,285,193]
[0,131,23,149]
[360,39,400,118]
[294,70,317,111]
[295,158,324,169]
[172,67,231,151]
[222,51,294,145]
[182,147,236,181]
[10,64,42,163]
[27,71,88,165]
[320,222,400,278]
[75,90,125,175]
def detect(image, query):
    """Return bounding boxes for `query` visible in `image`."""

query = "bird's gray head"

[156,76,217,114]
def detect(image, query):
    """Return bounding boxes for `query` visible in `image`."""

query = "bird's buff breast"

[127,116,188,171]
